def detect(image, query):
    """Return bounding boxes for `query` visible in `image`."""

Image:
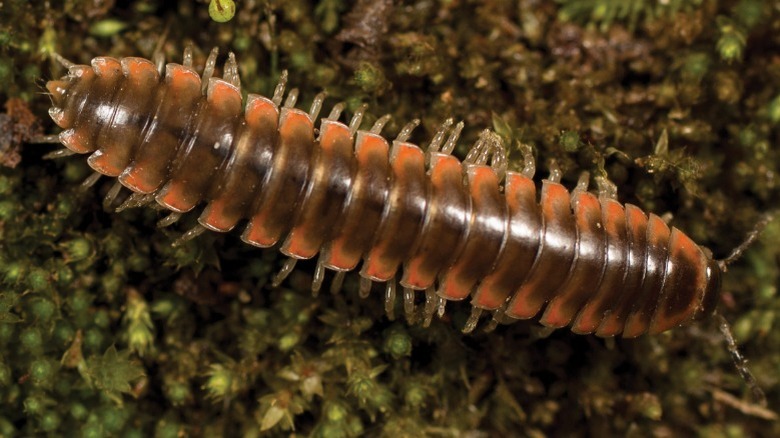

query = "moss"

[0,0,779,435]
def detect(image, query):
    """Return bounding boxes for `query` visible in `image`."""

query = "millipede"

[38,47,771,400]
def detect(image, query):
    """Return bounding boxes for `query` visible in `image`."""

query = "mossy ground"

[1,0,779,436]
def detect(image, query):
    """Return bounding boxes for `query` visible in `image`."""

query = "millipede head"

[46,65,97,131]
[46,75,80,128]
[45,80,70,107]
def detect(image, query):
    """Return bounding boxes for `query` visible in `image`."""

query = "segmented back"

[45,49,722,337]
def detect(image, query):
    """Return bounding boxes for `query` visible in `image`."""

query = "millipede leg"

[283,89,299,108]
[485,307,507,333]
[385,280,397,321]
[309,92,327,121]
[464,130,489,165]
[427,118,454,155]
[182,44,194,67]
[462,307,484,334]
[348,104,368,135]
[201,47,219,93]
[153,52,165,76]
[519,142,536,178]
[103,181,123,211]
[595,175,618,201]
[422,288,437,328]
[224,52,241,89]
[485,132,508,177]
[30,134,63,144]
[547,160,562,183]
[395,119,420,142]
[326,102,346,121]
[80,172,102,190]
[157,212,182,228]
[483,317,499,333]
[463,130,508,178]
[573,172,590,195]
[440,121,464,155]
[43,148,77,160]
[272,258,298,287]
[330,271,345,295]
[369,114,392,134]
[172,224,207,247]
[437,298,447,319]
[403,287,417,324]
[312,258,326,296]
[51,52,75,69]
[151,23,169,75]
[359,276,372,299]
[116,193,154,212]
[271,70,288,107]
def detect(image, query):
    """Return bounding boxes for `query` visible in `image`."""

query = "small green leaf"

[491,112,515,144]
[260,405,286,431]
[84,346,145,404]
[0,292,21,323]
[88,19,128,38]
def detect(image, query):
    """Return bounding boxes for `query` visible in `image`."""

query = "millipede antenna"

[715,312,767,407]
[717,212,776,271]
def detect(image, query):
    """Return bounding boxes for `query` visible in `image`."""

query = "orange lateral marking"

[199,200,235,232]
[91,57,122,78]
[116,65,200,195]
[245,95,280,129]
[622,213,670,338]
[156,180,193,213]
[439,165,502,301]
[596,204,648,337]
[649,228,707,334]
[571,199,626,334]
[361,142,425,280]
[60,128,93,154]
[540,191,604,328]
[243,109,313,247]
[165,64,201,93]
[402,154,463,290]
[207,79,243,113]
[284,121,354,259]
[471,172,536,310]
[87,150,123,176]
[90,58,160,177]
[324,132,389,270]
[505,182,574,319]
[200,96,280,232]
[119,165,159,194]
[121,58,159,84]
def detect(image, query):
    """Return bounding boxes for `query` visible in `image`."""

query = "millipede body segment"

[45,50,723,338]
